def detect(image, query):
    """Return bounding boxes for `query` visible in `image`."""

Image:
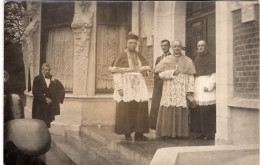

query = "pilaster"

[71,1,95,95]
[215,1,233,145]
[21,0,41,92]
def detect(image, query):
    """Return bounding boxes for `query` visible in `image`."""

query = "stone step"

[46,145,75,165]
[79,126,215,165]
[80,126,153,165]
[52,132,137,165]
[51,135,99,165]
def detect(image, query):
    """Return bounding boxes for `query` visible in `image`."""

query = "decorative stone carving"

[21,0,41,91]
[71,1,94,95]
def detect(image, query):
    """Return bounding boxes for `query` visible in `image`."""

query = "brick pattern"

[233,5,259,99]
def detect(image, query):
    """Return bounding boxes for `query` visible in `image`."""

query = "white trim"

[228,98,260,110]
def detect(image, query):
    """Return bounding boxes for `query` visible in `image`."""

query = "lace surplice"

[110,49,150,103]
[113,72,149,102]
[159,70,194,108]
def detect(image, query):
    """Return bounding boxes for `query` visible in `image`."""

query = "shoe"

[161,136,169,140]
[163,136,174,140]
[194,134,204,139]
[134,133,148,140]
[204,134,213,140]
[125,134,132,140]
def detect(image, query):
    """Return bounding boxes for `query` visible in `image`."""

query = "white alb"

[194,73,216,106]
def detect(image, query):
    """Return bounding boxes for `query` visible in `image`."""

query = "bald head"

[197,40,207,53]
[172,40,183,55]
[172,40,182,47]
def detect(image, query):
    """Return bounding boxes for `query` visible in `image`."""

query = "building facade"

[22,1,259,145]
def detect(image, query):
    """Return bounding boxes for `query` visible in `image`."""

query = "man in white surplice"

[109,32,151,141]
[154,40,196,139]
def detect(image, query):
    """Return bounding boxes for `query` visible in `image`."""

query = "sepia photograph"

[3,0,259,165]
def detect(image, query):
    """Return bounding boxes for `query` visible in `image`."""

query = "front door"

[186,2,215,59]
[95,2,131,93]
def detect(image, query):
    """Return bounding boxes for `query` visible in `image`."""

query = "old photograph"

[3,0,259,165]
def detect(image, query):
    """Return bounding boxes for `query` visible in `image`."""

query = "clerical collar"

[163,52,171,56]
[43,74,51,79]
[196,50,208,56]
[173,53,182,57]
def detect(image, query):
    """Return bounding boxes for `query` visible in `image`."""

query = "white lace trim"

[196,100,216,106]
[160,73,194,108]
[113,72,149,102]
[112,73,123,90]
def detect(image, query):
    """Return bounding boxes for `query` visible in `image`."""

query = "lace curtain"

[46,27,74,91]
[96,25,127,93]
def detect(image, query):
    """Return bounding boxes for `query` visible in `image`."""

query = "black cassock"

[149,53,170,130]
[32,74,65,128]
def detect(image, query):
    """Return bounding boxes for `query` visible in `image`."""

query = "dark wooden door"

[95,2,131,93]
[186,2,215,60]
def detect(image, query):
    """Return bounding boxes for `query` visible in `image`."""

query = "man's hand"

[118,89,123,96]
[141,71,148,77]
[204,87,208,92]
[46,97,53,105]
[173,70,179,75]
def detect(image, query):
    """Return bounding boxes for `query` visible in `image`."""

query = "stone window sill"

[228,98,260,110]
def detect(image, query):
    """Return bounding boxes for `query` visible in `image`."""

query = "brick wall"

[233,4,259,99]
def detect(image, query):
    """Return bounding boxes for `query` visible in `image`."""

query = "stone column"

[71,1,94,95]
[153,1,186,66]
[153,1,174,65]
[21,0,41,92]
[215,1,233,145]
[132,2,139,36]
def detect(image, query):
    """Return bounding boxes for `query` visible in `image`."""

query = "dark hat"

[126,32,138,41]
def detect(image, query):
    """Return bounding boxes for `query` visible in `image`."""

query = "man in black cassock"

[149,40,171,130]
[32,63,65,128]
[110,32,151,140]
[191,40,216,140]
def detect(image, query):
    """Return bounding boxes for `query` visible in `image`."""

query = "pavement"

[48,126,215,165]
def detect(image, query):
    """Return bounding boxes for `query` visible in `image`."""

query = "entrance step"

[80,126,154,164]
[51,132,137,165]
[80,126,215,165]
[45,145,75,165]
[51,126,214,165]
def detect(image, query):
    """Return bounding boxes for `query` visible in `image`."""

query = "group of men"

[31,32,216,142]
[110,32,216,141]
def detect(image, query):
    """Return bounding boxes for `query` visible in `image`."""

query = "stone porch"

[47,126,259,165]
[49,125,215,165]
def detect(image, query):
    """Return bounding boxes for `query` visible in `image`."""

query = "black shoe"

[134,133,148,140]
[204,134,213,140]
[194,134,204,139]
[125,134,132,140]
[162,136,171,140]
